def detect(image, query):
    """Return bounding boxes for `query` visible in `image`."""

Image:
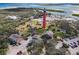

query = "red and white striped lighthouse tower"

[43,8,47,31]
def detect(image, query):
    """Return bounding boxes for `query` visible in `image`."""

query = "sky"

[0,3,44,9]
[0,0,79,8]
[0,0,78,3]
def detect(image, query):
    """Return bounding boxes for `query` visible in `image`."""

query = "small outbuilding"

[9,34,23,45]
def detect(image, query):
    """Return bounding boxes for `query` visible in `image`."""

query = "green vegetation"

[72,14,79,17]
[53,32,65,38]
[0,8,79,55]
[36,28,44,34]
[0,38,8,55]
[0,8,37,54]
[47,9,64,13]
[39,8,64,13]
[0,19,21,36]
[62,43,69,48]
[0,18,19,54]
[48,20,78,39]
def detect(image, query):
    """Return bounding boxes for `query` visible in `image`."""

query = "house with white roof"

[6,15,21,20]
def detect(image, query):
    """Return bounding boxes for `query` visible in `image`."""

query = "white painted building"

[6,15,21,20]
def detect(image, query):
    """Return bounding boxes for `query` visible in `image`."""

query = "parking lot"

[64,37,79,55]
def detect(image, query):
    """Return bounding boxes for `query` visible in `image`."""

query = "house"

[5,15,21,20]
[9,34,23,45]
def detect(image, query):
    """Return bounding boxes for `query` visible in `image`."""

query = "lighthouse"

[43,8,47,31]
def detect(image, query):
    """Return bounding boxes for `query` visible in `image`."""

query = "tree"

[0,38,8,55]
